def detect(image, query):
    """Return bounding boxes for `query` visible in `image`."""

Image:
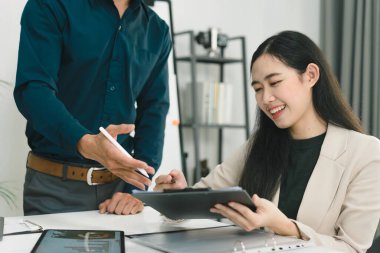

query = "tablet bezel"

[31,229,125,253]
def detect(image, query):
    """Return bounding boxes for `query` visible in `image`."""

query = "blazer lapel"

[296,124,347,229]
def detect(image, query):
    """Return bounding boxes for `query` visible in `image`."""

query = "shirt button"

[110,86,116,91]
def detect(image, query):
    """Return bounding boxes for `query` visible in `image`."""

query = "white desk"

[1,207,229,253]
[1,207,341,253]
[6,207,228,236]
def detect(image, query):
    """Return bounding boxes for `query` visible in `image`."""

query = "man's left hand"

[99,192,144,215]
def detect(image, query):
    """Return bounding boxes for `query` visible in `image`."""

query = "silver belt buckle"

[87,167,105,185]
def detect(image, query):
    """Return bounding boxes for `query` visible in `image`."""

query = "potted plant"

[0,183,16,207]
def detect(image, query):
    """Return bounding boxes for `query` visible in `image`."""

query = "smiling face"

[251,54,323,138]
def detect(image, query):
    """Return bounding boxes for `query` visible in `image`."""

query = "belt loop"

[62,164,68,181]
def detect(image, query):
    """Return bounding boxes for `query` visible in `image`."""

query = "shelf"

[174,31,249,183]
[181,123,247,129]
[176,56,243,64]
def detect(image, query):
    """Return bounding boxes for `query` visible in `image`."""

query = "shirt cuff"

[58,119,91,157]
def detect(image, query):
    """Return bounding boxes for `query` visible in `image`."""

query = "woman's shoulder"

[329,123,380,145]
[345,126,380,147]
[328,124,380,160]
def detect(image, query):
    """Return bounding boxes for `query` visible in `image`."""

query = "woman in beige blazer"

[155,31,380,253]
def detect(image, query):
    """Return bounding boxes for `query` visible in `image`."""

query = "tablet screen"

[31,229,124,253]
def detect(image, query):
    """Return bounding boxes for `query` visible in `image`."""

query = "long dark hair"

[239,31,363,199]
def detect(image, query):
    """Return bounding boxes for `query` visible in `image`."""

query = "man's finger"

[121,200,136,215]
[105,199,118,214]
[114,155,153,174]
[107,124,135,136]
[114,197,129,215]
[99,199,110,214]
[130,202,143,214]
[113,169,151,187]
[121,176,147,190]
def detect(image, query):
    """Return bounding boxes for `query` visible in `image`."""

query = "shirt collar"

[89,0,142,11]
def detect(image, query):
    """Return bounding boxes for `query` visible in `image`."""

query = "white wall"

[0,1,26,83]
[0,0,28,216]
[171,0,321,181]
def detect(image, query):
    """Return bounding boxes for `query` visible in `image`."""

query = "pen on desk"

[99,127,150,178]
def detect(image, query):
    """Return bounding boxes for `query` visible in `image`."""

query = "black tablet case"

[133,188,255,219]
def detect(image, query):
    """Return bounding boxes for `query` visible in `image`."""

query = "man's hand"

[77,124,155,190]
[99,192,144,215]
[154,169,188,191]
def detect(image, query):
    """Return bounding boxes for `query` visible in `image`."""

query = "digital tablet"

[31,229,125,253]
[133,187,256,219]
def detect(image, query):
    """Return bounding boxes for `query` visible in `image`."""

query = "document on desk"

[15,207,230,236]
[3,219,43,235]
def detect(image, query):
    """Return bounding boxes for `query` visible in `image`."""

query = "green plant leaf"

[0,183,16,208]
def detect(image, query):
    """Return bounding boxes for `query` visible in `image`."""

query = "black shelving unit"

[175,30,250,183]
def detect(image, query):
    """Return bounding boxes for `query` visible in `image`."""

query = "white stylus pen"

[99,127,149,178]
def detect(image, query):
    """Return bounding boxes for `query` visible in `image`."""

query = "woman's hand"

[154,169,188,191]
[210,194,301,238]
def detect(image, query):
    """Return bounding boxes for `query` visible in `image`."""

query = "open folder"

[131,225,313,253]
[132,187,255,219]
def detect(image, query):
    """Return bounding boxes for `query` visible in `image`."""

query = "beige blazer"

[194,124,380,253]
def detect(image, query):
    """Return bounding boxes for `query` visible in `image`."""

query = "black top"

[278,133,326,219]
[15,0,171,169]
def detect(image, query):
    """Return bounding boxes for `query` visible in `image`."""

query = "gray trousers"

[23,168,125,215]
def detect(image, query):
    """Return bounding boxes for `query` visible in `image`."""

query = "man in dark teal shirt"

[14,0,171,215]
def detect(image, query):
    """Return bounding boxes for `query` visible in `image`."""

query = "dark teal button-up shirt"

[14,0,171,170]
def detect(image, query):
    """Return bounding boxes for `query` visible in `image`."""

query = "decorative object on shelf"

[195,28,228,57]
